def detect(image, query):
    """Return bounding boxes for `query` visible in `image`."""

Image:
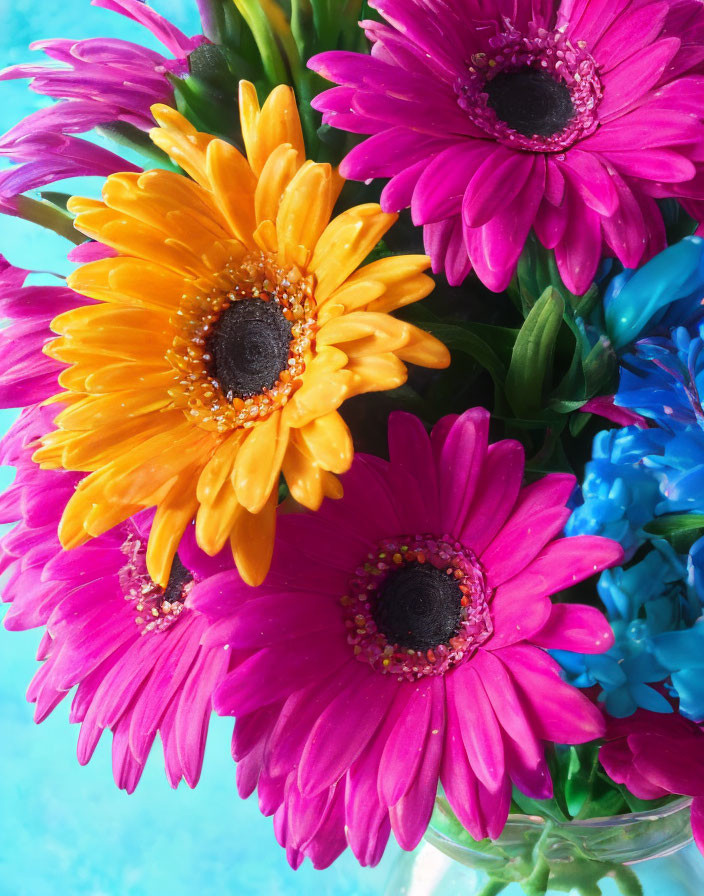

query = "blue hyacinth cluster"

[558,238,704,721]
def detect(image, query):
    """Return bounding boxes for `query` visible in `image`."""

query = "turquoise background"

[0,2,398,893]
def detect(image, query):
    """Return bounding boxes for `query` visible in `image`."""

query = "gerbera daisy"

[0,0,204,213]
[193,408,622,868]
[0,253,89,407]
[310,0,704,294]
[34,82,449,587]
[1,404,232,793]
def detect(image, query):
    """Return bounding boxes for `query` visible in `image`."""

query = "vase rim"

[504,796,693,830]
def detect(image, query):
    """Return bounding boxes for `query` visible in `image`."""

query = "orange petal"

[149,104,216,187]
[344,352,408,396]
[255,144,300,227]
[282,369,356,429]
[276,161,332,265]
[205,139,258,247]
[240,81,305,177]
[309,204,397,302]
[196,431,244,502]
[395,325,452,369]
[298,411,353,475]
[147,475,201,587]
[233,411,289,514]
[281,435,325,510]
[66,257,186,312]
[317,311,411,357]
[231,487,277,586]
[196,480,242,556]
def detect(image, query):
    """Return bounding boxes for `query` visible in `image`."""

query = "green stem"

[13,196,84,245]
[612,865,645,896]
[477,880,509,896]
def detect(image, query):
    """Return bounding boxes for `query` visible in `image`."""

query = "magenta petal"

[476,775,512,840]
[459,439,525,556]
[692,797,704,856]
[593,2,670,72]
[265,666,360,778]
[423,216,472,286]
[346,719,395,866]
[448,664,505,792]
[222,593,339,648]
[506,741,553,801]
[440,694,486,840]
[466,155,546,293]
[630,734,704,796]
[486,584,552,649]
[482,506,571,588]
[340,127,449,180]
[387,411,441,531]
[560,151,620,216]
[504,535,624,599]
[214,634,349,716]
[598,38,682,121]
[471,650,542,770]
[413,142,491,227]
[298,672,399,796]
[463,148,535,228]
[437,408,490,535]
[554,183,602,295]
[532,604,615,654]
[600,169,649,268]
[497,645,606,744]
[389,677,446,851]
[378,680,433,807]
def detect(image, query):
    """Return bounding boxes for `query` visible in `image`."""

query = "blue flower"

[603,237,704,351]
[562,414,704,720]
[566,428,662,559]
[555,543,704,718]
[616,324,704,431]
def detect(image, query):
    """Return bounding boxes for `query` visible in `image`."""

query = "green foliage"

[175,0,366,158]
[644,513,704,554]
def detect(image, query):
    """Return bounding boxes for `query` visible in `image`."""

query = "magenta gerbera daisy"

[193,409,623,868]
[0,0,204,214]
[0,405,232,792]
[0,253,90,407]
[600,710,704,853]
[310,0,704,294]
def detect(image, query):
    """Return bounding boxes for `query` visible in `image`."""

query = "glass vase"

[385,797,704,896]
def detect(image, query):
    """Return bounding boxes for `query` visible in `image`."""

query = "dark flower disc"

[207,298,293,400]
[485,69,575,137]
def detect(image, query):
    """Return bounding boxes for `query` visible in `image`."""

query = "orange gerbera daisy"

[35,82,450,587]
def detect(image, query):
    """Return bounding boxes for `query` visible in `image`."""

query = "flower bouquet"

[3,1,704,894]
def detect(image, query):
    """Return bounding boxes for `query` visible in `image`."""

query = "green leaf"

[505,287,565,418]
[644,513,704,554]
[233,0,298,85]
[644,513,704,537]
[96,121,177,168]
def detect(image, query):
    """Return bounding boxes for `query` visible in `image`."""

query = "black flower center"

[485,69,574,137]
[373,563,464,651]
[207,298,293,400]
[162,553,193,606]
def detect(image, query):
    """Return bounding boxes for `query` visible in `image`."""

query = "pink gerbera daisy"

[310,0,704,294]
[0,405,232,792]
[0,0,204,214]
[193,409,623,868]
[0,253,91,407]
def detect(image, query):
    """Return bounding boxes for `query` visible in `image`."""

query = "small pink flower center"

[341,535,492,681]
[455,22,602,152]
[119,534,193,635]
